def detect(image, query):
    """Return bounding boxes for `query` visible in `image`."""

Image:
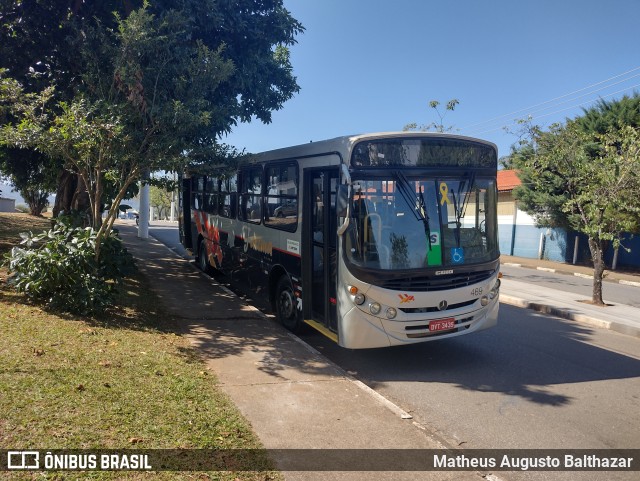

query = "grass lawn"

[0,213,280,480]
[0,212,51,253]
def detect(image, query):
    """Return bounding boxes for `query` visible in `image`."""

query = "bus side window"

[204,176,218,215]
[239,166,263,223]
[191,175,204,210]
[265,162,298,232]
[220,174,237,218]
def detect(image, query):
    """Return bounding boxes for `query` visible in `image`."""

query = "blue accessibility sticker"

[451,247,464,264]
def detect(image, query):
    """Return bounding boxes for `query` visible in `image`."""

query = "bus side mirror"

[337,184,349,218]
[337,184,351,236]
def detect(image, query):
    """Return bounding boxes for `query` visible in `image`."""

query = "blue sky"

[225,0,640,158]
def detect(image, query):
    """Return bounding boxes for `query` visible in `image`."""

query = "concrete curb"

[500,295,640,339]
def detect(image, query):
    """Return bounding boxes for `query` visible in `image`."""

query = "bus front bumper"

[338,296,499,349]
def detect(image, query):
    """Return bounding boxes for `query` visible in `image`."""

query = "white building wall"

[0,197,16,212]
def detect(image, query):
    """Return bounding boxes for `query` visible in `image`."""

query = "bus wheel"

[198,240,211,274]
[275,276,301,332]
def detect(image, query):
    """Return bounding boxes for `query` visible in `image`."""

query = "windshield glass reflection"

[345,176,498,270]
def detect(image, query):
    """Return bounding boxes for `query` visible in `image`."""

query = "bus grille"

[399,298,477,314]
[380,269,495,292]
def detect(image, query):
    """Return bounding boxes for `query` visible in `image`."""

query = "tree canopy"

[576,94,640,134]
[1,0,303,258]
[511,95,640,305]
[404,98,460,133]
[0,146,56,215]
[0,0,303,125]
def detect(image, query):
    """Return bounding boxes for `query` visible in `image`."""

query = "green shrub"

[4,215,135,315]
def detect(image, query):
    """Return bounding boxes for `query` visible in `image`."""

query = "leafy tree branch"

[511,96,640,305]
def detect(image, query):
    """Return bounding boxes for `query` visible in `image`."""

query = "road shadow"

[307,304,640,407]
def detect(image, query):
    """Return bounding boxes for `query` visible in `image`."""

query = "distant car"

[273,202,297,218]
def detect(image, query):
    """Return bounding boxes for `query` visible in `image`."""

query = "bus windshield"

[345,175,498,270]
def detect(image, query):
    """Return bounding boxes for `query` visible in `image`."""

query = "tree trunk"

[587,236,605,305]
[68,175,91,226]
[52,170,93,226]
[22,188,48,216]
[72,175,91,214]
[53,170,77,218]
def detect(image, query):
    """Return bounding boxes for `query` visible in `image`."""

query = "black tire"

[275,276,302,332]
[197,239,212,274]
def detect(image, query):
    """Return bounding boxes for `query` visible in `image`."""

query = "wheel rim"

[278,288,295,319]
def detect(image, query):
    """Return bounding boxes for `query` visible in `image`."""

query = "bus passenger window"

[239,166,263,224]
[220,175,237,218]
[204,193,217,215]
[265,162,298,232]
[191,175,205,210]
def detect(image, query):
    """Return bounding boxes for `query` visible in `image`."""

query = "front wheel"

[275,276,302,332]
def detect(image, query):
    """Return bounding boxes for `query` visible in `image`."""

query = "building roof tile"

[497,169,521,192]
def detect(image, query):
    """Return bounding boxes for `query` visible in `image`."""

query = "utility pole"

[138,169,150,239]
[170,171,176,222]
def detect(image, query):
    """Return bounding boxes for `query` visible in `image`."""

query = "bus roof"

[249,131,497,164]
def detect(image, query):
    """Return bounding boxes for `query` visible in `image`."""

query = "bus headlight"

[480,296,489,306]
[370,302,381,315]
[489,278,501,299]
[386,307,397,319]
[354,293,366,305]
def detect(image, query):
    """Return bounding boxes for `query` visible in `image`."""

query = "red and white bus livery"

[179,132,500,348]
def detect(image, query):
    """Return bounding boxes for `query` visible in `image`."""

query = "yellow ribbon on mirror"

[439,182,449,206]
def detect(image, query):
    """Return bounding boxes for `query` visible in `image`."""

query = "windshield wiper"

[393,170,431,250]
[448,172,476,248]
[418,185,432,251]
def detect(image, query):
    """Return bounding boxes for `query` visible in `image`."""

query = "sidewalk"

[118,224,482,481]
[500,255,640,339]
[501,254,640,287]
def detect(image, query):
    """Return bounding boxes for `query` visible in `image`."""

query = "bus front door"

[304,168,339,335]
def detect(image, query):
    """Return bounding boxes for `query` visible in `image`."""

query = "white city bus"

[179,132,500,348]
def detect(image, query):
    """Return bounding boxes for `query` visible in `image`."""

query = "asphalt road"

[146,223,640,481]
[298,308,640,480]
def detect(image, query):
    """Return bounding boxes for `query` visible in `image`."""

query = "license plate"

[429,318,455,332]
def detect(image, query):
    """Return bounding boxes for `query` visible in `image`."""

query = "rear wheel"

[275,276,302,332]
